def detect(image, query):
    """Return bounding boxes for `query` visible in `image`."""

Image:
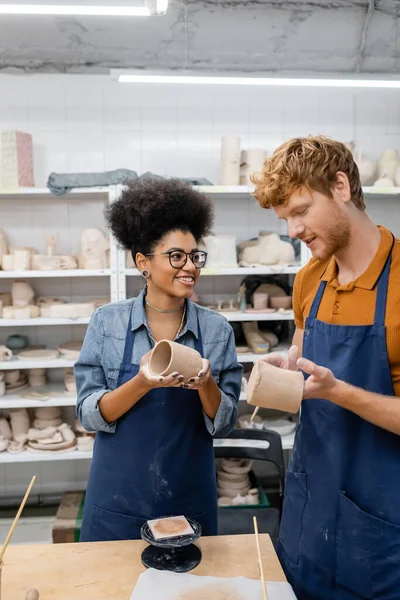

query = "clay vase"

[149,340,203,381]
[253,292,269,310]
[247,360,304,413]
[13,249,31,271]
[355,151,376,186]
[220,136,241,185]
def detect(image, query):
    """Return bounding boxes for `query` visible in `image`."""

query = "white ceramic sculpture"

[240,148,266,185]
[373,172,395,188]
[355,151,376,186]
[240,232,295,266]
[395,166,400,187]
[9,408,30,443]
[80,228,109,270]
[220,136,241,185]
[11,280,35,308]
[378,149,400,181]
[203,235,238,268]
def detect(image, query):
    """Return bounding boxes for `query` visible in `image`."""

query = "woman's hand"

[182,359,212,390]
[137,351,185,389]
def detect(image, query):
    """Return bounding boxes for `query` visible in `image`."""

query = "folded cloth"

[47,169,138,196]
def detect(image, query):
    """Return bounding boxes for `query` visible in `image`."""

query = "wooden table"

[2,534,285,598]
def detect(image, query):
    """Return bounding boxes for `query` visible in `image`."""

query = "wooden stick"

[0,475,36,562]
[253,516,268,600]
[250,406,260,421]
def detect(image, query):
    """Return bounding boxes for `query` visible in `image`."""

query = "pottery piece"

[149,340,203,381]
[13,307,32,320]
[240,232,295,266]
[77,436,94,452]
[220,136,241,185]
[64,368,76,393]
[0,418,12,440]
[48,302,95,319]
[18,349,58,361]
[9,408,30,443]
[13,249,31,271]
[6,334,28,350]
[355,151,376,186]
[11,280,35,308]
[378,149,400,181]
[217,497,233,506]
[0,130,34,188]
[240,148,266,185]
[373,172,395,188]
[247,360,304,413]
[0,346,12,362]
[220,458,252,475]
[147,515,194,540]
[269,296,292,309]
[29,369,47,388]
[1,255,14,270]
[58,341,83,359]
[242,322,270,354]
[2,306,14,319]
[0,228,9,260]
[5,370,19,385]
[80,228,109,270]
[203,235,238,268]
[253,292,269,310]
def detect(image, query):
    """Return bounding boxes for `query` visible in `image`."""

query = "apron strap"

[308,280,327,320]
[121,305,135,366]
[374,235,395,327]
[193,308,204,356]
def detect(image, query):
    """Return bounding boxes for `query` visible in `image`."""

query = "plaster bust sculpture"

[11,280,35,308]
[79,228,109,270]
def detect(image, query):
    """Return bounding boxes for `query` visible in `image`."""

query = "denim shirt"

[75,289,243,438]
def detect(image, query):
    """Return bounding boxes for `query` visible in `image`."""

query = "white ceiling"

[0,0,399,74]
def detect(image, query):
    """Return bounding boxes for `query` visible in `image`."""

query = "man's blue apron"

[278,238,400,599]
[80,309,217,541]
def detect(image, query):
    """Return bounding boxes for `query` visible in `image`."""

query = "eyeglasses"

[145,250,208,269]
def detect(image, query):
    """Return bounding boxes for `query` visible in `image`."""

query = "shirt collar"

[131,288,199,339]
[320,225,393,290]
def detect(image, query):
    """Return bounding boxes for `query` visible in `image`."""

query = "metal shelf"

[220,311,294,322]
[0,357,75,370]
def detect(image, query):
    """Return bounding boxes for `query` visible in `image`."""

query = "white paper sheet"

[131,568,298,600]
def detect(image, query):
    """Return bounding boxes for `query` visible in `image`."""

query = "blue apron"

[278,238,400,600]
[80,308,218,542]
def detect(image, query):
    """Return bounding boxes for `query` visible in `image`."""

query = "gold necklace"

[175,304,187,339]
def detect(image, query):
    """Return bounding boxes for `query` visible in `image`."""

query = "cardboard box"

[52,492,85,543]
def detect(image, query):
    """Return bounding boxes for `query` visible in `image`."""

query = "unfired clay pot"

[149,340,203,380]
[269,296,292,309]
[247,360,304,413]
[0,346,12,362]
[253,292,269,310]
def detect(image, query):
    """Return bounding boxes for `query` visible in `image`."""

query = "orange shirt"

[293,226,400,396]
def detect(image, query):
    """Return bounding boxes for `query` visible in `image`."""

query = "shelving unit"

[5,182,397,476]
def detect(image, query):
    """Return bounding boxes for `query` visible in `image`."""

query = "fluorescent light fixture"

[111,70,400,89]
[0,4,151,16]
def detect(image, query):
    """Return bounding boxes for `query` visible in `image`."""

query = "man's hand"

[261,345,300,371]
[297,357,337,400]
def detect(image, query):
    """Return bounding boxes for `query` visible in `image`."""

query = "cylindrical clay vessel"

[149,340,203,381]
[247,360,304,413]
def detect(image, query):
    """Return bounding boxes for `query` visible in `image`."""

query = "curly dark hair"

[104,178,214,262]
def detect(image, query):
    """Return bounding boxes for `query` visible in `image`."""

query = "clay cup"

[149,339,203,381]
[247,360,304,413]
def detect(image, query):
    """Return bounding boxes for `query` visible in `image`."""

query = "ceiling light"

[111,71,400,89]
[0,4,151,16]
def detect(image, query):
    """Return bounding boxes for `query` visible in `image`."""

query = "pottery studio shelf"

[0,383,76,409]
[125,265,301,276]
[0,432,296,464]
[0,187,110,200]
[0,356,75,370]
[0,269,110,279]
[219,311,293,322]
[0,318,91,327]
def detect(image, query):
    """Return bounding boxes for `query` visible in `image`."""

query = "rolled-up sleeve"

[203,326,243,438]
[74,309,116,433]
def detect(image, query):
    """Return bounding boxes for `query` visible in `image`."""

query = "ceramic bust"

[79,228,109,269]
[240,232,295,266]
[11,280,35,308]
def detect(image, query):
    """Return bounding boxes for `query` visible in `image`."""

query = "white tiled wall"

[1,73,400,502]
[1,73,400,187]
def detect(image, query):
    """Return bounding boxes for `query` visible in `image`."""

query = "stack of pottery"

[28,369,47,388]
[64,368,77,393]
[0,417,12,452]
[5,370,29,394]
[74,418,95,452]
[33,406,63,429]
[58,341,83,361]
[217,458,259,505]
[27,422,77,453]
